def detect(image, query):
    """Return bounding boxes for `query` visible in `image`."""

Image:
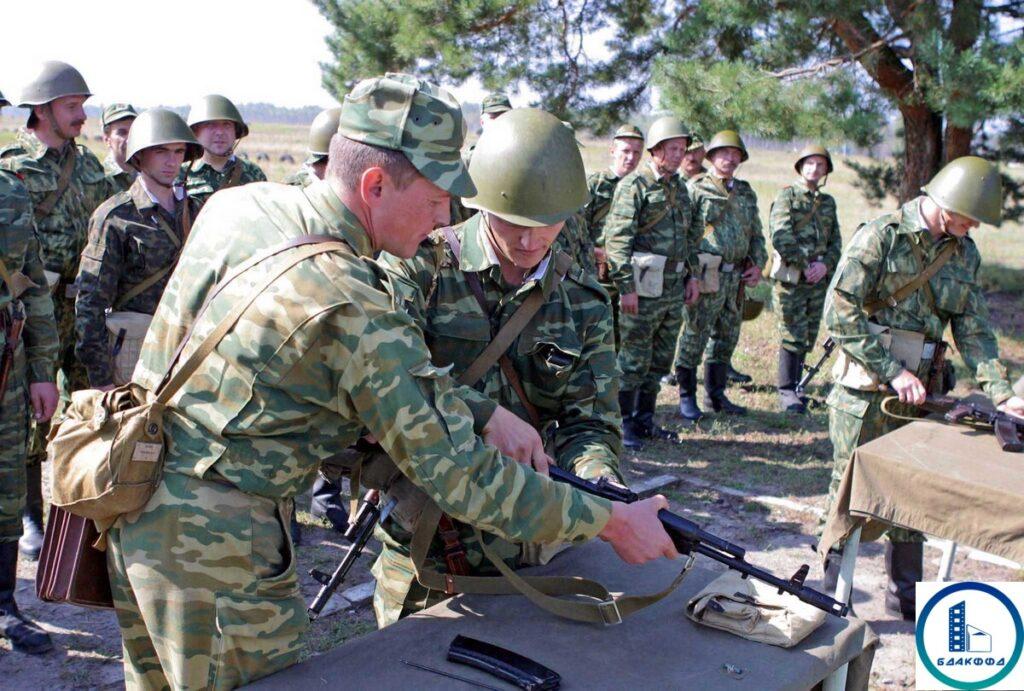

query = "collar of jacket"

[189,155,237,174]
[16,128,73,162]
[302,178,374,259]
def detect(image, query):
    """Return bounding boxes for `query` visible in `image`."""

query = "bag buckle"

[598,597,623,625]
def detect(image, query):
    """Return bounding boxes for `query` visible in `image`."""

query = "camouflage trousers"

[674,270,742,370]
[618,271,686,394]
[106,471,307,689]
[818,385,924,547]
[773,279,828,355]
[598,280,620,351]
[0,365,29,544]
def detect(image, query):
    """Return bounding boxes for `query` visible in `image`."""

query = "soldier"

[74,109,203,391]
[100,103,139,193]
[106,73,673,688]
[604,116,701,449]
[375,107,623,625]
[479,91,512,130]
[0,61,111,560]
[820,157,1024,620]
[680,136,706,180]
[179,94,266,207]
[554,121,596,274]
[768,145,842,413]
[584,124,644,347]
[0,89,61,654]
[286,106,341,188]
[673,130,767,419]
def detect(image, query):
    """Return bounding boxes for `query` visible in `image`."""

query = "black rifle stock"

[547,467,849,617]
[795,336,837,397]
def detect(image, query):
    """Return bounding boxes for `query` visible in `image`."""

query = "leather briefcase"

[35,505,114,609]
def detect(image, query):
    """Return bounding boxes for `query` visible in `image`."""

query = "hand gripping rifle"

[547,466,849,617]
[795,337,837,397]
[884,395,1024,453]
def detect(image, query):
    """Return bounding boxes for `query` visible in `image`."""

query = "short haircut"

[327,135,419,191]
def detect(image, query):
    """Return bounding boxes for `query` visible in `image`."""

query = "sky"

[2,0,486,109]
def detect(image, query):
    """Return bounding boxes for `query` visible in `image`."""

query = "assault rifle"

[0,302,25,413]
[795,336,837,397]
[915,396,1024,453]
[547,466,850,617]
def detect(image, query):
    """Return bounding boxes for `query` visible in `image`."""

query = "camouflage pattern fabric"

[102,152,136,194]
[584,169,620,243]
[284,165,317,188]
[179,156,266,208]
[112,180,611,684]
[554,213,596,275]
[0,170,58,542]
[675,270,742,369]
[75,178,200,387]
[620,273,689,394]
[374,214,622,624]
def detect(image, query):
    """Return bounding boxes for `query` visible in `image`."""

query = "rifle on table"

[0,303,26,413]
[795,337,837,397]
[547,466,849,617]
[897,395,1024,453]
[307,489,397,619]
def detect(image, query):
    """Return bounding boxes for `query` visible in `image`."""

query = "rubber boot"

[618,390,644,451]
[726,363,753,385]
[676,368,703,422]
[310,476,350,533]
[0,542,53,654]
[704,363,746,415]
[777,348,808,414]
[636,391,678,441]
[19,464,44,561]
[884,541,923,621]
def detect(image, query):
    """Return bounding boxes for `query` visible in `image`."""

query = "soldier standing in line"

[286,106,341,189]
[673,130,766,419]
[680,136,706,180]
[0,61,112,561]
[819,157,1024,620]
[100,103,139,194]
[449,92,514,227]
[768,145,842,413]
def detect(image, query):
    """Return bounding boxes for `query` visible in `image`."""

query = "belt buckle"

[598,598,623,625]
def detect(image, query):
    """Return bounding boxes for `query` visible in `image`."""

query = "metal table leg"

[822,526,862,691]
[938,540,958,581]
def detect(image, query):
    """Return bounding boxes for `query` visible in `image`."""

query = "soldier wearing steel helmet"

[819,156,1024,621]
[178,94,266,207]
[74,109,203,391]
[0,61,112,561]
[604,116,702,450]
[769,145,843,414]
[287,106,341,189]
[673,130,767,420]
[100,103,139,193]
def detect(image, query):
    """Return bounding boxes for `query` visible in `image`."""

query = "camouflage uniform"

[555,212,596,275]
[585,169,624,344]
[178,156,267,208]
[284,165,317,188]
[74,178,200,387]
[102,153,136,194]
[769,179,842,354]
[374,214,622,624]
[0,170,58,543]
[106,75,612,688]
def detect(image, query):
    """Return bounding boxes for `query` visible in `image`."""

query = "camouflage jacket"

[554,213,596,275]
[824,197,1013,403]
[75,178,200,386]
[583,169,620,244]
[0,170,59,383]
[689,173,768,268]
[769,179,842,274]
[178,156,267,208]
[102,153,136,194]
[284,166,316,188]
[0,130,112,283]
[132,180,611,545]
[603,162,700,295]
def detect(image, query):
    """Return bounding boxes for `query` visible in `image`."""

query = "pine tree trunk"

[899,105,944,203]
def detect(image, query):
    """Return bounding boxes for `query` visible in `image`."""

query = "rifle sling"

[223,161,245,189]
[862,233,956,316]
[34,144,78,219]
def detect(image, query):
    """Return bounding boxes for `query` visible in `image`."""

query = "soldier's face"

[800,155,829,185]
[610,138,643,177]
[942,209,979,238]
[137,143,188,187]
[371,172,450,258]
[651,138,687,174]
[709,147,743,178]
[486,213,564,270]
[102,118,135,165]
[682,148,705,175]
[193,120,237,157]
[47,95,88,138]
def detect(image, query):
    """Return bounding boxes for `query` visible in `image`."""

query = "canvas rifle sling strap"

[224,161,245,189]
[862,222,957,316]
[34,145,78,219]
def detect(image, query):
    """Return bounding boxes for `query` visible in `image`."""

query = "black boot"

[705,363,746,415]
[777,348,807,414]
[310,476,350,533]
[618,390,644,451]
[676,368,703,422]
[885,542,923,621]
[0,542,52,654]
[636,391,678,441]
[19,464,44,561]
[726,363,753,385]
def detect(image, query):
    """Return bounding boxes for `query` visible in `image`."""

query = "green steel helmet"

[462,108,588,227]
[0,90,8,108]
[481,92,512,115]
[561,119,585,147]
[922,156,1003,226]
[686,135,705,153]
[187,94,249,139]
[742,297,765,321]
[646,116,690,151]
[17,60,91,106]
[613,124,644,141]
[794,144,833,174]
[125,108,204,169]
[705,130,749,162]
[307,106,342,161]
[102,103,139,129]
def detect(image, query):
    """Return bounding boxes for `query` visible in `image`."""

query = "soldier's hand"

[890,369,927,406]
[483,405,552,475]
[997,396,1024,419]
[29,382,59,422]
[593,247,607,264]
[684,278,700,305]
[803,261,827,284]
[620,292,639,315]
[598,494,678,564]
[741,264,762,286]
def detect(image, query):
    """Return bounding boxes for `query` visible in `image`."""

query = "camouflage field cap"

[481,92,512,115]
[613,124,644,141]
[686,135,705,153]
[102,102,139,128]
[338,72,475,197]
[0,90,9,108]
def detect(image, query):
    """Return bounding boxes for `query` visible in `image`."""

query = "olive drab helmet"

[742,297,765,321]
[186,94,249,139]
[705,130,749,162]
[462,108,588,227]
[794,144,833,174]
[16,60,91,107]
[125,108,203,170]
[307,107,342,162]
[646,116,691,151]
[0,90,8,108]
[922,156,1003,227]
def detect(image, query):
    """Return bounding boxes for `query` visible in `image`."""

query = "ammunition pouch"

[768,250,802,286]
[697,253,722,294]
[832,323,937,391]
[105,311,153,386]
[631,253,667,298]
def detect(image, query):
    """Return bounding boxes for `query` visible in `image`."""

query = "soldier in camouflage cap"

[100,103,139,193]
[681,135,706,180]
[480,91,512,121]
[106,73,672,687]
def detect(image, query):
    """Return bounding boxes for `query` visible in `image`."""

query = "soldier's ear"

[358,166,387,206]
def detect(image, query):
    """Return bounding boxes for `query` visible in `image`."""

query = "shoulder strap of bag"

[112,201,197,311]
[113,265,173,311]
[224,160,245,189]
[863,238,956,316]
[791,193,821,234]
[590,201,612,226]
[34,145,78,219]
[637,179,678,234]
